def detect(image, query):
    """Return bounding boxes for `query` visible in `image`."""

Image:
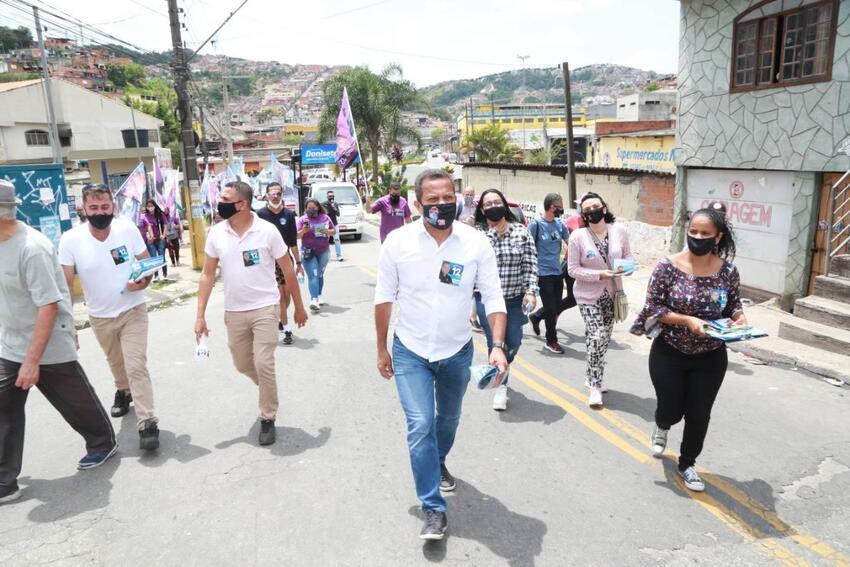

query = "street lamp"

[517,55,530,157]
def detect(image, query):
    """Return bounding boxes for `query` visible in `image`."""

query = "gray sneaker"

[679,466,705,492]
[651,425,669,457]
[439,463,456,492]
[419,510,447,540]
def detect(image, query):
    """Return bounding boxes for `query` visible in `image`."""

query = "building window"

[645,100,661,105]
[731,0,836,91]
[25,129,50,146]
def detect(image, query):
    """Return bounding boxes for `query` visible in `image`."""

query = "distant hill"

[418,64,670,118]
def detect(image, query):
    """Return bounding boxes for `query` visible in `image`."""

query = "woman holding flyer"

[631,207,745,493]
[567,192,635,409]
[297,199,335,312]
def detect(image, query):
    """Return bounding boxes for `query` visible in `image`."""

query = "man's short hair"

[82,183,112,203]
[414,169,453,201]
[389,181,401,190]
[226,180,253,205]
[543,193,563,211]
[266,182,282,193]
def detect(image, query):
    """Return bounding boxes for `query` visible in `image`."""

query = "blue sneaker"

[77,444,118,470]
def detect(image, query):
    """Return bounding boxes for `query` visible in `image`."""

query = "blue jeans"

[146,240,167,277]
[475,293,527,384]
[392,336,473,512]
[302,250,330,300]
[333,237,342,259]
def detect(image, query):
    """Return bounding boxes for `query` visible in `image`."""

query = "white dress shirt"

[374,220,506,362]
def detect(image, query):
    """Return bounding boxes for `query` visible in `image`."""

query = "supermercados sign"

[300,144,360,166]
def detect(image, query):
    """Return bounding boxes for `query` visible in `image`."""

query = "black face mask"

[584,209,605,225]
[553,207,564,218]
[327,196,334,202]
[483,206,506,222]
[424,202,456,230]
[389,194,400,204]
[218,201,239,220]
[88,213,113,230]
[687,235,717,256]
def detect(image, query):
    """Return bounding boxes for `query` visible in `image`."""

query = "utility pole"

[222,57,234,164]
[33,7,62,165]
[168,0,203,269]
[490,94,495,126]
[561,61,577,208]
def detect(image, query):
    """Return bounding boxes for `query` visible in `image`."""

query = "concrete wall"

[89,157,155,186]
[677,0,850,172]
[462,165,676,264]
[617,91,677,121]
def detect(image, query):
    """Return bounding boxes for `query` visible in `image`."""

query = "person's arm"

[521,226,539,309]
[296,217,310,238]
[638,260,705,336]
[723,264,747,326]
[368,197,381,214]
[15,302,57,390]
[476,240,508,382]
[61,265,75,302]
[373,239,399,380]
[194,255,219,340]
[403,201,412,224]
[277,254,308,325]
[324,216,336,236]
[284,213,303,274]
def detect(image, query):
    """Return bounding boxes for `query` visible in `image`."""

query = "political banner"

[116,162,146,224]
[335,87,360,169]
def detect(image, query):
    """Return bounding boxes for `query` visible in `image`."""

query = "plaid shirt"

[478,222,539,298]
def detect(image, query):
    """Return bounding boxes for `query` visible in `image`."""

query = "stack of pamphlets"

[704,318,768,342]
[128,256,166,283]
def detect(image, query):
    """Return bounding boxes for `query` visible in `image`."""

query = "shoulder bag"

[587,228,629,323]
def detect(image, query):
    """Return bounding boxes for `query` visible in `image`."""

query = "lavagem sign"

[301,144,360,165]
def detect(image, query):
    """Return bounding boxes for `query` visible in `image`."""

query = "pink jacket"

[567,223,634,305]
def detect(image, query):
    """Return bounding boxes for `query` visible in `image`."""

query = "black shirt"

[257,205,297,247]
[323,200,341,225]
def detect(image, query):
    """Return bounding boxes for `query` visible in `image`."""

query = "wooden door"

[809,173,846,293]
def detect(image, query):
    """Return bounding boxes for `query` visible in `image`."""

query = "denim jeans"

[475,293,527,385]
[392,336,473,512]
[302,250,330,300]
[333,237,342,259]
[145,240,167,277]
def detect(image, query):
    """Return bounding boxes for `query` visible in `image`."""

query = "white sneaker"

[588,387,603,408]
[309,299,320,312]
[679,466,705,492]
[651,425,668,457]
[492,384,508,411]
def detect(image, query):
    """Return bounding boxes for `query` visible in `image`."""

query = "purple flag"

[117,162,147,224]
[335,87,360,169]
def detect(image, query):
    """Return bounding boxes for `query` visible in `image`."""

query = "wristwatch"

[491,341,507,352]
[295,261,302,265]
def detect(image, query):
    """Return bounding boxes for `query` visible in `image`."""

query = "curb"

[74,291,198,331]
[728,341,849,386]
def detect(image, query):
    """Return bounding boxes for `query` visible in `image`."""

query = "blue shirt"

[529,218,569,276]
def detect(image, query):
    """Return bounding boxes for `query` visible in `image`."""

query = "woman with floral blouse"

[473,189,538,411]
[631,207,746,492]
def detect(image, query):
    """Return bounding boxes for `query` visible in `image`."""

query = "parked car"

[309,181,365,240]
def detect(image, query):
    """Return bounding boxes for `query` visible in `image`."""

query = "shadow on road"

[285,337,319,350]
[114,416,211,467]
[19,456,119,523]
[602,390,656,423]
[215,423,332,458]
[316,304,351,315]
[498,388,566,425]
[654,457,794,539]
[409,479,547,566]
[727,361,754,376]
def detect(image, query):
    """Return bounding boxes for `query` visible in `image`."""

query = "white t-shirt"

[58,217,148,318]
[204,213,287,312]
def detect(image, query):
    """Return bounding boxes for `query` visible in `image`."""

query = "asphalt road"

[2,222,849,566]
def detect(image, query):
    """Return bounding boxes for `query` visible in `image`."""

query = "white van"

[309,181,365,240]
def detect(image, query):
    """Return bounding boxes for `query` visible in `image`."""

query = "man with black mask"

[322,190,344,261]
[374,169,507,540]
[367,181,411,243]
[58,184,161,451]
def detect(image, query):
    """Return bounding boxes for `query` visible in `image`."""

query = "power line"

[185,0,249,63]
[126,0,167,18]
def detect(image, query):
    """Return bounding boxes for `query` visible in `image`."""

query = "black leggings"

[649,338,727,471]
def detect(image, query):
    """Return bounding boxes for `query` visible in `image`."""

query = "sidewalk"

[72,242,202,330]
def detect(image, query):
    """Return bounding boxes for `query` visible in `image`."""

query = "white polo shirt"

[374,220,506,362]
[205,213,287,312]
[58,217,148,319]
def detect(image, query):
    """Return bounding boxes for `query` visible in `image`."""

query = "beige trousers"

[89,304,157,430]
[224,305,280,420]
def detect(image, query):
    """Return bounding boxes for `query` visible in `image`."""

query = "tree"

[461,125,522,163]
[282,134,303,145]
[318,64,422,183]
[0,26,32,51]
[431,127,446,140]
[107,62,146,88]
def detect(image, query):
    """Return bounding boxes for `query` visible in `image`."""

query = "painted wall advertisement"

[687,169,794,294]
[0,164,71,243]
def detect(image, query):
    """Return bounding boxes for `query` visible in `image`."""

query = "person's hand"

[15,359,39,390]
[377,349,394,380]
[126,276,150,292]
[600,270,618,279]
[685,316,706,336]
[489,347,509,386]
[731,312,749,327]
[194,317,209,341]
[523,294,537,313]
[293,305,308,327]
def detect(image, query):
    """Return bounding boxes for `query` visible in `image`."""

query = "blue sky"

[3,0,682,86]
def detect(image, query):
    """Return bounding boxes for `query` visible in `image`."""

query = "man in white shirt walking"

[59,184,160,451]
[374,169,508,541]
[195,181,308,446]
